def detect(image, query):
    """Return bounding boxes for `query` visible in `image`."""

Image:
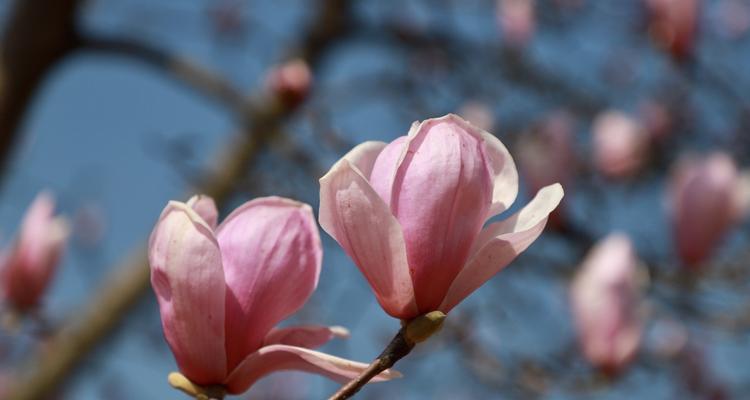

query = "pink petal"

[439,184,563,313]
[148,201,227,384]
[441,115,519,217]
[369,115,494,312]
[263,325,350,349]
[216,197,322,370]
[224,344,401,395]
[2,192,69,310]
[186,194,219,229]
[319,158,418,319]
[339,141,388,179]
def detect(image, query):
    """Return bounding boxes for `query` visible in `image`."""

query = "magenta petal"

[439,184,563,313]
[186,194,219,229]
[223,344,401,395]
[319,158,418,319]
[216,197,322,370]
[263,325,349,349]
[148,201,227,384]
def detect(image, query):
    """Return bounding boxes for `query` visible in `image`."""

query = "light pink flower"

[1,192,69,311]
[148,195,398,394]
[669,153,742,268]
[319,114,563,319]
[570,234,642,374]
[645,0,699,61]
[592,110,648,179]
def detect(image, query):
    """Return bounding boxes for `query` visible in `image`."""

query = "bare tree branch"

[4,1,351,399]
[0,0,83,184]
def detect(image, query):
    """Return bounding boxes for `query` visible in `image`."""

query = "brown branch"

[79,36,248,118]
[0,0,83,184]
[328,311,446,400]
[3,1,352,400]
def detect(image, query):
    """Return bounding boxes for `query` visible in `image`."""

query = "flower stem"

[328,311,446,400]
[168,372,226,400]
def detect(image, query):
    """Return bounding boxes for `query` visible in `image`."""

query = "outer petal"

[341,141,388,179]
[441,114,519,217]
[263,325,350,349]
[319,158,418,319]
[439,184,564,313]
[148,201,227,384]
[216,197,322,370]
[223,344,401,395]
[186,194,219,229]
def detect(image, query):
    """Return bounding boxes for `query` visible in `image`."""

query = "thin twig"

[328,311,446,400]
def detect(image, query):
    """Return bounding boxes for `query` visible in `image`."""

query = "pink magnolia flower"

[149,195,398,395]
[645,0,699,61]
[319,114,563,320]
[669,153,742,268]
[570,234,642,375]
[1,192,69,312]
[592,110,649,179]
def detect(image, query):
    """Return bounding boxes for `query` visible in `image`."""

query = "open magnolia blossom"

[319,114,563,320]
[1,192,69,312]
[148,195,398,395]
[570,233,642,374]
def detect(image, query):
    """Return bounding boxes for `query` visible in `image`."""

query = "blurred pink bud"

[669,153,742,268]
[1,192,69,312]
[645,0,699,61]
[592,110,649,179]
[148,195,398,394]
[716,0,750,38]
[517,111,577,227]
[497,0,536,47]
[319,114,563,319]
[458,101,495,132]
[571,234,642,375]
[266,59,312,107]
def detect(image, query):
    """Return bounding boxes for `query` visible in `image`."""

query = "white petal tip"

[329,326,350,339]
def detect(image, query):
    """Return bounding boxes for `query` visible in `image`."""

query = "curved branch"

[79,36,248,118]
[0,0,83,185]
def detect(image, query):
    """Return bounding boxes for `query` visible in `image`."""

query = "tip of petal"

[329,326,350,339]
[379,368,403,380]
[539,183,565,204]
